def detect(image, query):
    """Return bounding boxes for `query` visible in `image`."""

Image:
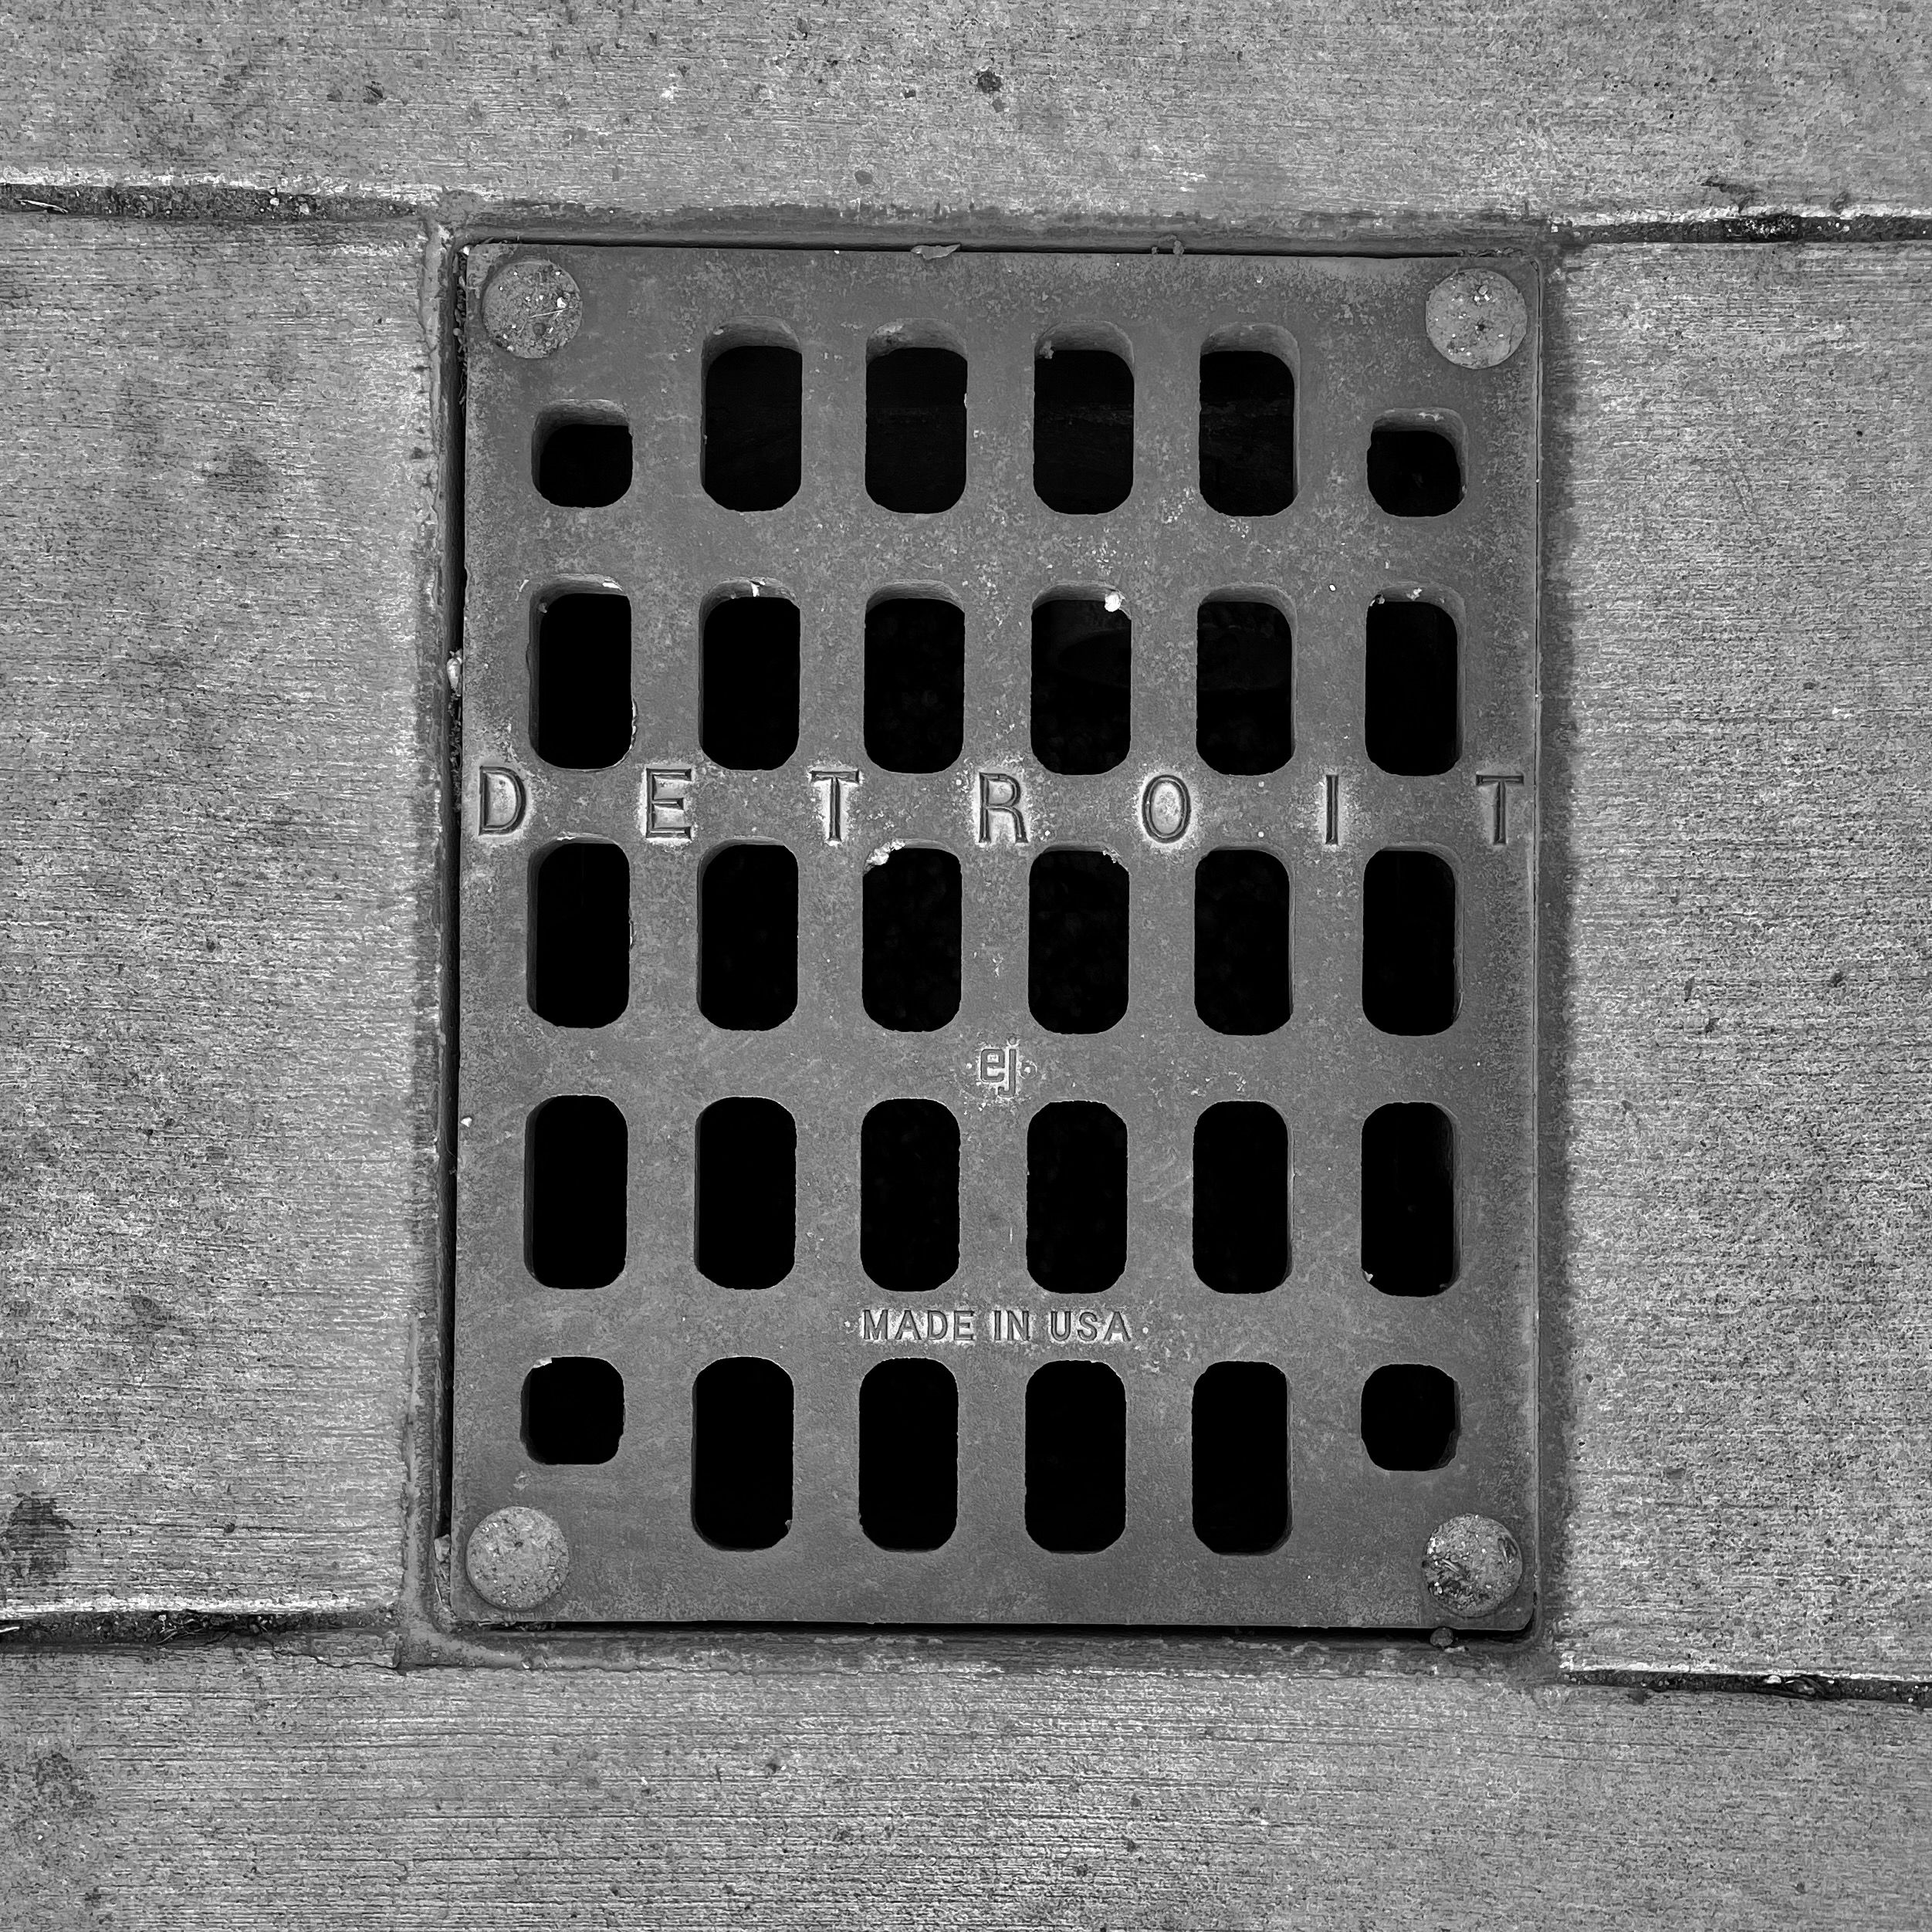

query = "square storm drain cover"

[451,245,1539,1627]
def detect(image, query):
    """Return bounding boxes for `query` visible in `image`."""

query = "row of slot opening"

[530,1095,1457,1297]
[519,1355,1462,1553]
[531,333,1463,519]
[533,590,1460,778]
[532,843,1458,1037]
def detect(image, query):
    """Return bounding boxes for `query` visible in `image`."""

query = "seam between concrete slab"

[5,181,1932,248]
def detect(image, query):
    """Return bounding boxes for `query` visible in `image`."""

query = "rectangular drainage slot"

[865,595,964,773]
[1193,1361,1290,1553]
[860,1358,959,1550]
[699,844,797,1028]
[1027,1360,1127,1553]
[862,847,961,1030]
[692,1357,793,1548]
[1193,1101,1289,1294]
[695,1098,795,1291]
[526,1096,627,1290]
[528,841,629,1028]
[532,589,631,770]
[861,1099,961,1293]
[702,592,800,770]
[455,247,1539,1626]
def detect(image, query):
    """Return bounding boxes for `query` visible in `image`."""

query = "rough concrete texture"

[0,1,1925,231]
[1547,243,1932,1677]
[4,1643,1931,1927]
[0,218,439,1612]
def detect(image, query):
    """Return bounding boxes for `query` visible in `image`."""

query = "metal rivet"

[465,1506,570,1610]
[1425,269,1528,370]
[482,258,583,360]
[1422,1513,1523,1616]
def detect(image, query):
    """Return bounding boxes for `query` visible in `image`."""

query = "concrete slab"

[1546,244,1932,1678]
[5,1643,1929,1927]
[0,217,439,1614]
[0,2,1925,232]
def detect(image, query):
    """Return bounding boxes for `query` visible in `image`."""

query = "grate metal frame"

[452,245,1540,1627]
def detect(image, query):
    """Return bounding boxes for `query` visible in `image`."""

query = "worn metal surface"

[6,1640,1932,1927]
[0,216,438,1613]
[1548,243,1932,1677]
[1,2,1926,232]
[455,245,1540,1626]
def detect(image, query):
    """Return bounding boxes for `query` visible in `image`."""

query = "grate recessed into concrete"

[452,245,1540,1628]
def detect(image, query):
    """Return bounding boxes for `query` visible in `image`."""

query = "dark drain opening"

[1197,597,1293,776]
[1362,1104,1456,1295]
[1366,598,1459,777]
[1034,336,1133,514]
[861,1098,960,1292]
[1199,344,1295,516]
[529,841,630,1028]
[1360,1363,1459,1470]
[1026,1360,1126,1551]
[1367,423,1462,518]
[526,1095,627,1289]
[704,339,802,512]
[1033,595,1131,775]
[1362,849,1457,1035]
[1029,849,1129,1034]
[533,406,633,508]
[859,1358,959,1550]
[702,593,800,770]
[862,847,962,1031]
[1195,848,1291,1035]
[692,1356,793,1548]
[867,340,967,513]
[865,596,964,773]
[699,844,798,1030]
[522,1356,624,1465]
[1027,1100,1127,1294]
[1192,1362,1289,1553]
[695,1097,796,1290]
[1193,1101,1288,1294]
[532,589,632,769]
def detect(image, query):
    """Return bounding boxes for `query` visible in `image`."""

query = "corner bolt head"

[465,1506,570,1611]
[1423,1513,1524,1618]
[481,257,583,360]
[1426,269,1528,370]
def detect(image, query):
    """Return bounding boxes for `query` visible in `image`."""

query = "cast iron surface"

[452,245,1539,1626]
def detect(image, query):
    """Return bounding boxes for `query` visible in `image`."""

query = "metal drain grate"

[451,245,1540,1627]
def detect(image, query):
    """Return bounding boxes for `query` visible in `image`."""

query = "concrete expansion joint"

[4,181,1932,252]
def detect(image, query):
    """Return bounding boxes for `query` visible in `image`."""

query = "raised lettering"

[861,1308,889,1342]
[1101,1311,1132,1345]
[644,765,695,842]
[1075,1308,1101,1343]
[1047,1308,1075,1342]
[1476,771,1527,846]
[1140,773,1191,844]
[891,1308,922,1344]
[973,1040,1034,1103]
[810,765,862,843]
[478,766,526,835]
[926,1309,950,1342]
[977,770,1029,845]
[952,1309,976,1343]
